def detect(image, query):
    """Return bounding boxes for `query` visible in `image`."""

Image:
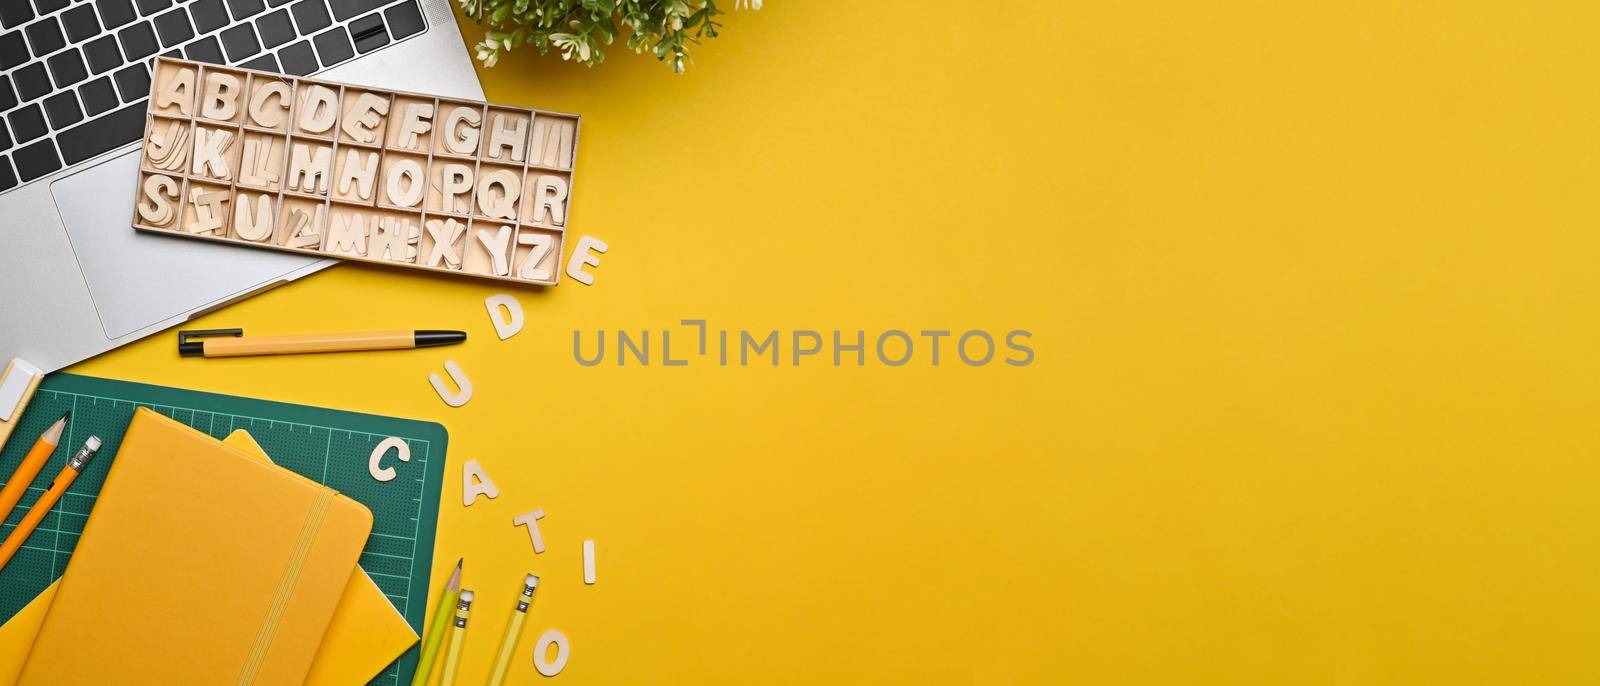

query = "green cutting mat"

[0,373,448,686]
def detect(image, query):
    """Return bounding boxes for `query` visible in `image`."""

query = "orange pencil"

[0,413,69,526]
[0,435,101,571]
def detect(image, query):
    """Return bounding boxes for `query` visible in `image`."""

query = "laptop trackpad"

[51,152,324,339]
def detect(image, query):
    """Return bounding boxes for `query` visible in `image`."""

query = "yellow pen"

[487,575,540,686]
[438,588,474,686]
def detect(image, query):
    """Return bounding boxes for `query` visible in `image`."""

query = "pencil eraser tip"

[86,436,101,450]
[459,589,475,601]
[526,574,540,586]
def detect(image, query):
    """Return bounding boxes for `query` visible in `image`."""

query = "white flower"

[737,0,762,8]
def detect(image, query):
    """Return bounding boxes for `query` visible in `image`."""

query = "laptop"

[0,0,483,371]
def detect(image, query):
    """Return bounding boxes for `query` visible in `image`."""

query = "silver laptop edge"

[0,0,481,372]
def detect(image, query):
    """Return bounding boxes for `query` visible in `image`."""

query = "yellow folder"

[0,425,418,686]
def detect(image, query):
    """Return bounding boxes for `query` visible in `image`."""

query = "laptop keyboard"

[0,0,427,192]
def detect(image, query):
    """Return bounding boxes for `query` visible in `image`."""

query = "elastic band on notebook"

[236,487,334,685]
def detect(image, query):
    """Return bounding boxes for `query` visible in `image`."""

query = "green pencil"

[411,558,463,686]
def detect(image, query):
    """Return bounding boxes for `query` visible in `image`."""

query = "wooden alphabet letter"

[368,437,410,482]
[394,102,434,149]
[516,231,555,281]
[336,148,379,200]
[154,67,196,115]
[486,113,527,162]
[512,509,546,553]
[566,235,608,285]
[438,163,473,213]
[475,168,520,220]
[186,188,229,235]
[462,459,499,506]
[137,174,180,226]
[340,92,390,144]
[423,218,465,268]
[247,80,291,128]
[238,136,280,187]
[276,204,326,248]
[200,72,241,120]
[428,359,472,407]
[442,106,481,155]
[190,128,234,179]
[474,225,513,276]
[384,158,425,207]
[233,193,274,241]
[530,118,574,167]
[370,215,420,262]
[484,293,523,339]
[296,84,339,134]
[145,121,189,171]
[325,210,369,255]
[528,174,568,226]
[287,143,331,193]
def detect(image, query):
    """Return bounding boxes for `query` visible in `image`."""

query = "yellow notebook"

[0,430,417,686]
[17,408,374,686]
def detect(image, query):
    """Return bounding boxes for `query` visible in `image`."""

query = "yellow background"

[63,1,1600,682]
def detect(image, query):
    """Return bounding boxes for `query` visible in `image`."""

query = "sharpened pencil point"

[445,558,463,592]
[41,414,69,445]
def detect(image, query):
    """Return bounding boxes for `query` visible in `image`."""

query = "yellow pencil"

[486,575,540,686]
[0,413,68,526]
[439,588,474,686]
[412,559,462,686]
[0,435,100,571]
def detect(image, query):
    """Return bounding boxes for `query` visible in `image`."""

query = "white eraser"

[458,589,475,602]
[0,359,42,422]
[85,436,101,450]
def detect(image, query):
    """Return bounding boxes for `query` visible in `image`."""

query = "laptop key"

[0,124,10,152]
[348,14,386,54]
[238,52,277,72]
[385,1,424,40]
[8,104,47,142]
[277,38,315,75]
[311,25,351,67]
[118,21,158,61]
[47,49,88,89]
[330,0,385,21]
[62,5,102,43]
[0,75,15,111]
[96,0,136,29]
[36,0,73,14]
[14,63,50,102]
[44,91,83,129]
[112,63,150,102]
[84,34,121,73]
[220,23,260,61]
[0,3,33,31]
[12,139,59,181]
[0,156,15,191]
[290,0,331,34]
[152,8,193,47]
[256,9,293,48]
[268,0,293,6]
[80,76,119,115]
[184,35,224,64]
[187,0,228,34]
[58,101,144,164]
[134,0,172,15]
[26,16,66,56]
[0,31,26,70]
[227,0,266,20]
